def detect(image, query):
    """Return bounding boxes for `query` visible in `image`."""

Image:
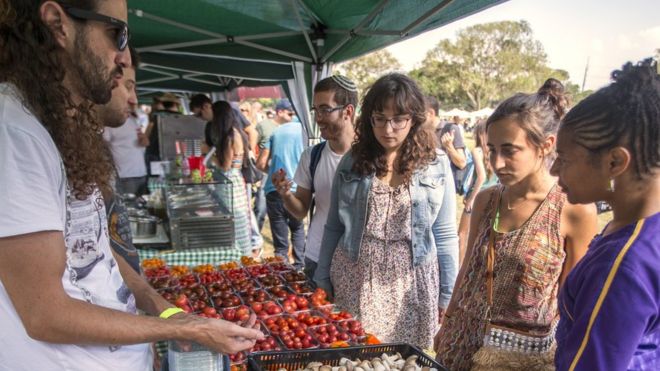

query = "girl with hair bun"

[552,59,660,370]
[435,79,598,370]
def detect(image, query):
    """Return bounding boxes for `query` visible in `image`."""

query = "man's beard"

[71,30,121,105]
[319,117,343,140]
[98,104,128,128]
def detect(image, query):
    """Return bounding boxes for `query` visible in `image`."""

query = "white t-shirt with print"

[293,143,344,262]
[0,83,151,371]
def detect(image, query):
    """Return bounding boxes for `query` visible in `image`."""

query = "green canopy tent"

[128,0,506,141]
[135,52,295,104]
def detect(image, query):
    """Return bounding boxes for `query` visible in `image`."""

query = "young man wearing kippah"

[271,76,358,280]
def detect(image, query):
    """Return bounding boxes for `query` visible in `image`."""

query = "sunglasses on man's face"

[61,5,130,51]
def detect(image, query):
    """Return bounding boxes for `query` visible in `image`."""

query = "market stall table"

[138,246,241,267]
[143,257,381,371]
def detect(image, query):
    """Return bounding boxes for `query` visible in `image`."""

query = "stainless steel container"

[129,216,160,238]
[166,180,235,250]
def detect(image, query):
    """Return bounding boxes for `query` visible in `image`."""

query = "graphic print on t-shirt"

[63,188,135,310]
[65,191,106,284]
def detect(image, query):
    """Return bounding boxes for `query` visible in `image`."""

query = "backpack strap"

[307,141,326,221]
[308,141,326,194]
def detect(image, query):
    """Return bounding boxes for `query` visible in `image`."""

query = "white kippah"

[331,75,358,93]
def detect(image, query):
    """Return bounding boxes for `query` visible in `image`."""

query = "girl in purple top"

[551,59,660,370]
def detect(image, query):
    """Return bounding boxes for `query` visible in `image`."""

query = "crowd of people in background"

[0,1,658,369]
[130,63,660,370]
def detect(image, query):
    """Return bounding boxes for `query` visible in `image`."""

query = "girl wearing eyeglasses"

[314,73,459,349]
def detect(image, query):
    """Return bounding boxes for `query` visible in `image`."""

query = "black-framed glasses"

[61,5,130,51]
[370,115,411,129]
[311,105,346,118]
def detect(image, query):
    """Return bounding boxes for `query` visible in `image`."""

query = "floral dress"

[330,177,439,349]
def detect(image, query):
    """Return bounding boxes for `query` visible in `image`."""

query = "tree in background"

[336,50,402,98]
[410,20,584,110]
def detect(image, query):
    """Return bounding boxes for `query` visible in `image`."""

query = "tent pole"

[130,8,221,38]
[137,38,227,53]
[239,31,305,41]
[137,31,303,53]
[145,50,292,66]
[131,8,312,62]
[294,0,323,25]
[139,65,180,79]
[138,76,179,85]
[182,75,227,88]
[325,29,401,36]
[236,39,313,63]
[321,0,390,62]
[139,62,285,83]
[137,87,192,94]
[290,0,318,62]
[400,0,453,36]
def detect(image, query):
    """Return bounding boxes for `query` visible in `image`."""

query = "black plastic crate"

[247,343,447,371]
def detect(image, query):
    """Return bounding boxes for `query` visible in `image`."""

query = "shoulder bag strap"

[486,186,504,312]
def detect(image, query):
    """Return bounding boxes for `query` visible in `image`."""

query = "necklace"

[505,192,534,211]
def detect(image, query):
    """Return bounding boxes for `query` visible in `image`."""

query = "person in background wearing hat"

[271,76,358,281]
[144,92,181,170]
[151,96,165,112]
[156,92,181,113]
[256,99,306,268]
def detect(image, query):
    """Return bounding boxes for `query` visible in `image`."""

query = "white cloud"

[591,38,604,53]
[617,34,637,50]
[639,25,660,46]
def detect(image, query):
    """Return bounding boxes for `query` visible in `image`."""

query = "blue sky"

[386,0,660,91]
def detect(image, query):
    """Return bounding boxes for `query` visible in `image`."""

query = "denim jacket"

[313,150,459,308]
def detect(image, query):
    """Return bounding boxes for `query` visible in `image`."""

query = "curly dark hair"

[0,0,116,199]
[561,58,660,178]
[352,73,436,181]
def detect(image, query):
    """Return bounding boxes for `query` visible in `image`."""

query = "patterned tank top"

[436,184,566,369]
[488,184,566,332]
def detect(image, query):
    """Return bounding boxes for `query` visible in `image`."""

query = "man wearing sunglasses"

[0,1,263,370]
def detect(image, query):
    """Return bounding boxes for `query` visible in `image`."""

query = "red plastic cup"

[187,156,205,177]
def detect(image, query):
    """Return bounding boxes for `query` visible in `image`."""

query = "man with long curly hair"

[0,1,263,370]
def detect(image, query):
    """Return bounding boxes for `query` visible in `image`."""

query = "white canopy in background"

[442,108,470,117]
[439,107,494,119]
[470,107,494,118]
